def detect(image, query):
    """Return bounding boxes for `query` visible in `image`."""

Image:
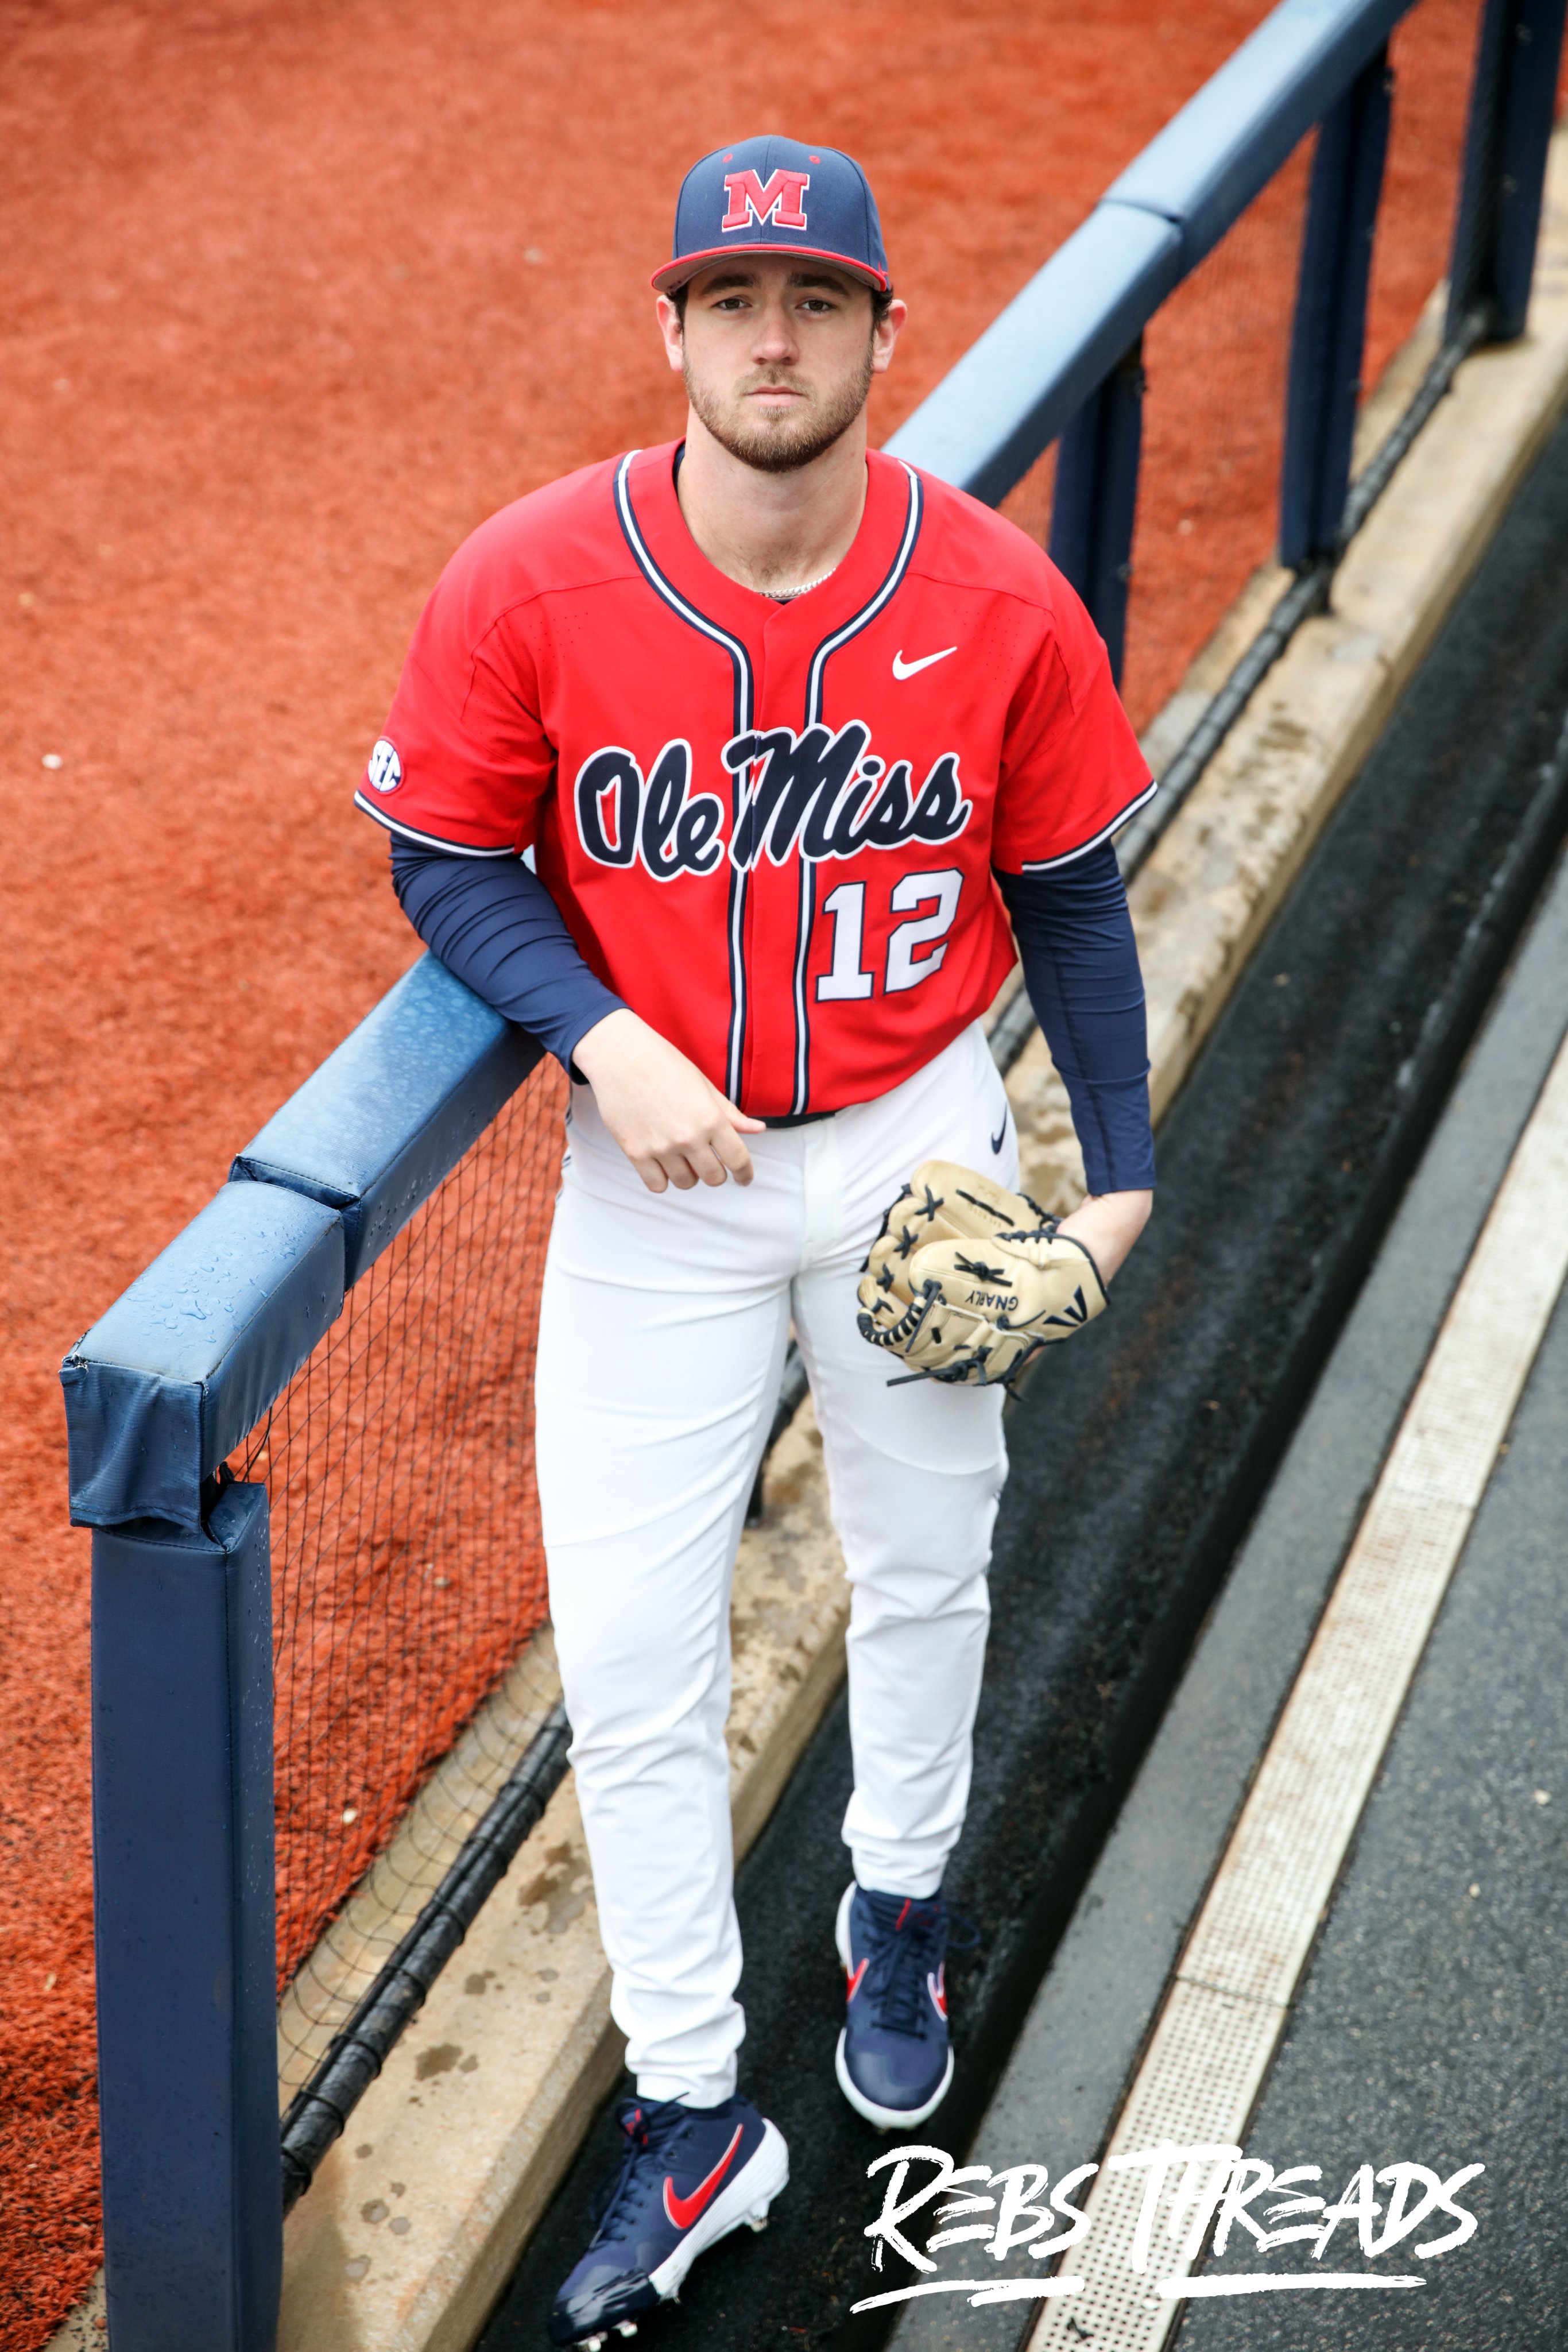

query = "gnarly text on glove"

[855,1158,1108,1387]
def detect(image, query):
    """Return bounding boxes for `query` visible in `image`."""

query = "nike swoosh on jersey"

[892,645,957,679]
[990,1116,1008,1155]
[663,2123,745,2231]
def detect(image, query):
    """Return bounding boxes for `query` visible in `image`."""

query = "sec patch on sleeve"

[366,737,402,793]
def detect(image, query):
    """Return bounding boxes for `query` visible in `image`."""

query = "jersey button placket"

[759,606,817,1121]
[741,631,771,1111]
[748,627,800,1118]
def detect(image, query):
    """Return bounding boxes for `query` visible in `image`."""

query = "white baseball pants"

[534,1022,1016,2107]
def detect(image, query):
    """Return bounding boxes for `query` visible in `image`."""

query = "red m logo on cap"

[722,169,810,233]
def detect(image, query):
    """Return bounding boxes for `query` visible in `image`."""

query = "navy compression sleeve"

[996,845,1155,1196]
[390,840,625,1074]
[390,838,1152,1181]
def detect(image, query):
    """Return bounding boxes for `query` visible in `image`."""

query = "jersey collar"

[621,440,919,656]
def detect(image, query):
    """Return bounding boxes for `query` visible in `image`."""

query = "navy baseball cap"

[652,134,889,296]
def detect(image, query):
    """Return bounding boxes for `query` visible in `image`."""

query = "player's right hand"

[572,1008,766,1194]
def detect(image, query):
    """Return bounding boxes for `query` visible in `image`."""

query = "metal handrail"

[886,0,1415,502]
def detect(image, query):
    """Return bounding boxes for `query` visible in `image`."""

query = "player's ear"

[871,297,907,376]
[655,292,686,375]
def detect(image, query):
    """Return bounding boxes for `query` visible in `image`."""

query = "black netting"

[228,1055,568,2093]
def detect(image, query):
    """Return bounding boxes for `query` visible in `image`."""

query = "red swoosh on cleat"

[845,1958,869,2001]
[663,2124,744,2231]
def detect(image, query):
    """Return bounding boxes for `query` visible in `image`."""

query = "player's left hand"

[857,1162,1149,1387]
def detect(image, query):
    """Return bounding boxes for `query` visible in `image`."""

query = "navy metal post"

[1447,0,1568,343]
[1048,336,1145,685]
[92,1483,281,2352]
[1279,44,1393,567]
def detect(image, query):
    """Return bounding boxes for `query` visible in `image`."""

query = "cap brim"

[651,242,889,295]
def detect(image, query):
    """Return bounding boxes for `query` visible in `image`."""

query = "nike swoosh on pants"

[663,2123,744,2231]
[990,1116,1008,1154]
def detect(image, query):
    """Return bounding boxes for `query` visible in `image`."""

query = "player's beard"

[684,342,874,474]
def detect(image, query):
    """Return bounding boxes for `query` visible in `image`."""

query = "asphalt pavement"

[1178,1273,1568,2349]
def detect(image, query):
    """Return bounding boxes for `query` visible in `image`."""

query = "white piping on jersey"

[613,452,755,1102]
[353,791,517,856]
[789,462,924,1115]
[1017,774,1158,872]
[804,467,923,720]
[611,450,925,1118]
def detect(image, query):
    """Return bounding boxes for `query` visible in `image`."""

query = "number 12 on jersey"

[816,870,964,1001]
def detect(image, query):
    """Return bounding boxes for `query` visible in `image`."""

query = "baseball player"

[357,136,1155,2345]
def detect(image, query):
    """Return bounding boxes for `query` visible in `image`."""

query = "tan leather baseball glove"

[855,1159,1108,1386]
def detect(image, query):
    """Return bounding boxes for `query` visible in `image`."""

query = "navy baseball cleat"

[835,1882,954,2129]
[548,2092,788,2346]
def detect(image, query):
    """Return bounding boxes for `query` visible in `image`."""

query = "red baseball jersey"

[357,443,1153,1119]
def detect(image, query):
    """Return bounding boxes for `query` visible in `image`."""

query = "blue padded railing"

[889,0,1565,681]
[64,958,541,1533]
[61,960,543,2352]
[886,0,1410,502]
[61,2,1563,2344]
